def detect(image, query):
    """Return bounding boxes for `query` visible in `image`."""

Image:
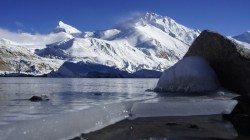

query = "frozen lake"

[0,78,238,140]
[0,78,158,125]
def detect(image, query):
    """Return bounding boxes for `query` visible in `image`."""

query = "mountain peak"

[58,21,66,27]
[233,31,250,44]
[53,21,81,34]
[115,12,200,45]
[142,12,165,20]
[118,12,178,29]
[133,12,169,25]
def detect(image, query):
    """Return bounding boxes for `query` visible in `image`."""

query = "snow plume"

[115,12,143,23]
[0,28,72,46]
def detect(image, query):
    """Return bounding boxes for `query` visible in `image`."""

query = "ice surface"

[0,97,237,140]
[0,102,132,140]
[156,56,220,93]
[0,78,238,140]
[130,98,237,119]
[0,96,237,140]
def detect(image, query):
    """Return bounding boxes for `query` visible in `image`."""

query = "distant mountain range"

[0,13,249,77]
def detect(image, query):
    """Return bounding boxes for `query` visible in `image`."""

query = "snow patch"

[155,56,220,93]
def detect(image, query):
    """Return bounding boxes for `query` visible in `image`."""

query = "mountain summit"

[53,21,81,34]
[115,12,200,45]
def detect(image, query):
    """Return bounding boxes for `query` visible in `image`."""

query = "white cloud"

[0,28,73,46]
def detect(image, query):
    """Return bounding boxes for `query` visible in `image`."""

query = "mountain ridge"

[0,12,249,77]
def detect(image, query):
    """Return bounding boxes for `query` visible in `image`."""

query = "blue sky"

[0,0,249,35]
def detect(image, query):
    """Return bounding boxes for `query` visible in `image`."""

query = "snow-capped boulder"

[155,56,219,93]
[185,30,250,95]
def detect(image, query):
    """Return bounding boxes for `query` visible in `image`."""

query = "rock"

[0,59,11,71]
[155,56,220,93]
[185,30,250,95]
[188,124,199,129]
[223,95,250,135]
[29,96,42,101]
[29,95,49,102]
[233,95,250,115]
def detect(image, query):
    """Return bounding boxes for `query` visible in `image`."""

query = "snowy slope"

[233,31,250,44]
[36,13,200,73]
[0,39,63,75]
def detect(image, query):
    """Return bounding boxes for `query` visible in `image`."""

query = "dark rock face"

[29,95,49,102]
[29,96,42,101]
[185,30,250,95]
[224,95,250,135]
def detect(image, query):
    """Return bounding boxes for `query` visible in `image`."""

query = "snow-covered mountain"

[0,13,201,77]
[228,31,250,59]
[0,39,63,76]
[233,31,250,44]
[36,13,200,75]
[53,21,81,35]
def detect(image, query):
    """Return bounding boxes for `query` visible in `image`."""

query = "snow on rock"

[228,36,250,59]
[185,30,250,95]
[155,56,220,93]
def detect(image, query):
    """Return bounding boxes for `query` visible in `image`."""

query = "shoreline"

[71,115,246,140]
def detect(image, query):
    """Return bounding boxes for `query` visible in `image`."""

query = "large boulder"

[185,30,250,95]
[155,56,220,93]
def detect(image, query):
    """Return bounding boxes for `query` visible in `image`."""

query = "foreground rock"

[224,95,250,135]
[185,30,250,95]
[155,56,219,93]
[29,95,49,102]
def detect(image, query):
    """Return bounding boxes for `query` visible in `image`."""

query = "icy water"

[0,78,157,125]
[0,78,242,140]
